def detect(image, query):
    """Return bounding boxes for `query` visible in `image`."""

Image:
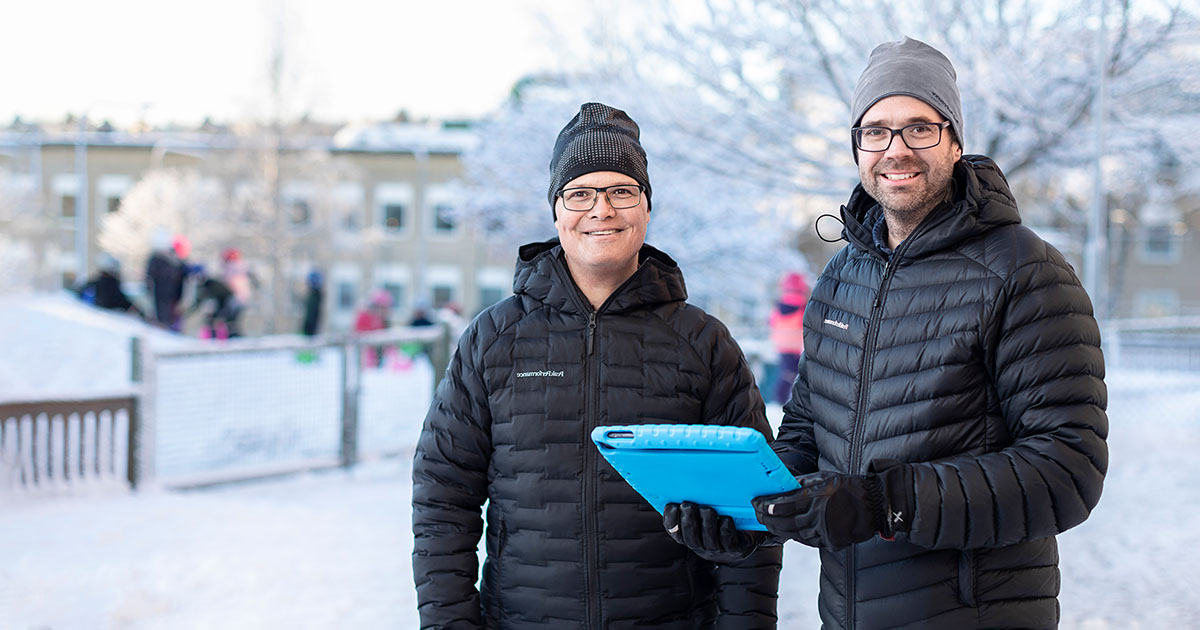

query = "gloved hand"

[663,501,763,563]
[751,463,913,551]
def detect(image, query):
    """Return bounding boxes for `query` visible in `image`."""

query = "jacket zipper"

[850,257,897,469]
[558,258,638,629]
[583,309,600,628]
[846,256,896,629]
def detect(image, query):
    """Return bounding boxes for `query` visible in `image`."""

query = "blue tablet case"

[591,424,800,531]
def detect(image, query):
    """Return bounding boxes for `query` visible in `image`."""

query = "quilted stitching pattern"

[414,240,781,629]
[777,156,1108,630]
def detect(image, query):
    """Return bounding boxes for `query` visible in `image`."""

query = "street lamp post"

[1084,0,1109,321]
[74,114,89,282]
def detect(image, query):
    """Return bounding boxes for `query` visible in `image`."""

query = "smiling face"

[554,170,649,295]
[857,95,962,221]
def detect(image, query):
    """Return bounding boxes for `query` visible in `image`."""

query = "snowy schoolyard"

[2,295,1199,629]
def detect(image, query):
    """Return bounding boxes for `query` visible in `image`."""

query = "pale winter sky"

[1,0,599,127]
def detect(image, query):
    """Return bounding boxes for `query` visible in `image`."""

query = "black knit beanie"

[850,37,964,163]
[547,102,651,219]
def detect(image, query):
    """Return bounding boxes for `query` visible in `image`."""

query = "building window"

[384,203,406,231]
[739,297,759,328]
[290,199,312,226]
[383,282,405,312]
[1139,224,1181,264]
[484,216,505,234]
[61,195,76,218]
[280,181,315,229]
[434,203,455,233]
[376,183,415,235]
[1133,289,1179,318]
[426,184,461,237]
[479,286,504,310]
[97,175,132,215]
[432,284,454,309]
[337,281,356,310]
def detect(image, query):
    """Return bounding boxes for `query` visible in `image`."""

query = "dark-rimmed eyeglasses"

[851,121,951,152]
[556,184,644,212]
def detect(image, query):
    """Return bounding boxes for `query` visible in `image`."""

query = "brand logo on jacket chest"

[823,318,849,330]
[515,370,565,378]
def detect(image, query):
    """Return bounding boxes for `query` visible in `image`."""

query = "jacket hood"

[840,154,1021,261]
[514,238,688,315]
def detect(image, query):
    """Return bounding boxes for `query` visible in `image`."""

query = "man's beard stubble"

[862,156,954,223]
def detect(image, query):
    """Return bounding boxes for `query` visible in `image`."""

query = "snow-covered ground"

[0,293,189,403]
[1,294,1198,629]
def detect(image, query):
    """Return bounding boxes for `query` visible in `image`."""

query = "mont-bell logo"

[823,318,849,330]
[516,369,565,378]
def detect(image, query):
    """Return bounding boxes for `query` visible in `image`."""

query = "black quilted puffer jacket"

[774,156,1108,630]
[412,239,782,629]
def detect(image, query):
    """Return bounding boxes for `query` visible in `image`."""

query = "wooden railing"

[0,396,140,492]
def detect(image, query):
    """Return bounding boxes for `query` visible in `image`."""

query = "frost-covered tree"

[99,144,360,334]
[480,0,1200,319]
[97,169,223,275]
[603,0,1200,218]
[0,167,56,292]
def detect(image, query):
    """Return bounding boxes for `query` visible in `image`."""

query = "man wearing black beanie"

[672,38,1109,629]
[413,102,783,629]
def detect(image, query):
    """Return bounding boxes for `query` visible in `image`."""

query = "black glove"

[751,463,913,551]
[663,501,763,563]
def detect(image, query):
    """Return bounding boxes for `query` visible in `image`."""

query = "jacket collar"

[840,154,1022,262]
[514,238,688,316]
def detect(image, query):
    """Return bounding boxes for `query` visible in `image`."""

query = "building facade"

[0,122,516,334]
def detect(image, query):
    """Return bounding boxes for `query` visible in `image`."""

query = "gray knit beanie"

[548,102,651,219]
[850,37,963,162]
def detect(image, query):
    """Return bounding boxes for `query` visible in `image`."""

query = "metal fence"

[143,325,453,489]
[5,316,1198,497]
[1103,317,1200,372]
[2,324,453,495]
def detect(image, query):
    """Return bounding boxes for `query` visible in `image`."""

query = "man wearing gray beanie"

[413,101,783,628]
[674,37,1108,630]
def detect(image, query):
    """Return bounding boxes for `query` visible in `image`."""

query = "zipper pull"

[587,312,597,355]
[874,261,889,309]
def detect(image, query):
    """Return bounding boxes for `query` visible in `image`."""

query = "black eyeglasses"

[556,184,644,211]
[851,121,951,152]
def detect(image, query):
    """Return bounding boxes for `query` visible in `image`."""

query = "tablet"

[591,424,800,531]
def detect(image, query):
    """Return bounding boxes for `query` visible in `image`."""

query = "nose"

[881,132,915,159]
[588,192,617,218]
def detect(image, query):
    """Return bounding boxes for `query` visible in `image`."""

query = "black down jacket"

[413,239,782,629]
[774,156,1108,629]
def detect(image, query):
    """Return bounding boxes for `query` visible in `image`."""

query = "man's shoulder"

[808,243,865,284]
[472,294,526,330]
[655,300,738,346]
[466,292,557,345]
[968,223,1076,279]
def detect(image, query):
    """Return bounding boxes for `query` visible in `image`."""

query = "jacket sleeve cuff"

[869,459,915,535]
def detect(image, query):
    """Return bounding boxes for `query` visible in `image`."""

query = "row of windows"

[58,193,459,236]
[378,202,455,233]
[53,176,460,235]
[333,282,470,312]
[59,193,122,217]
